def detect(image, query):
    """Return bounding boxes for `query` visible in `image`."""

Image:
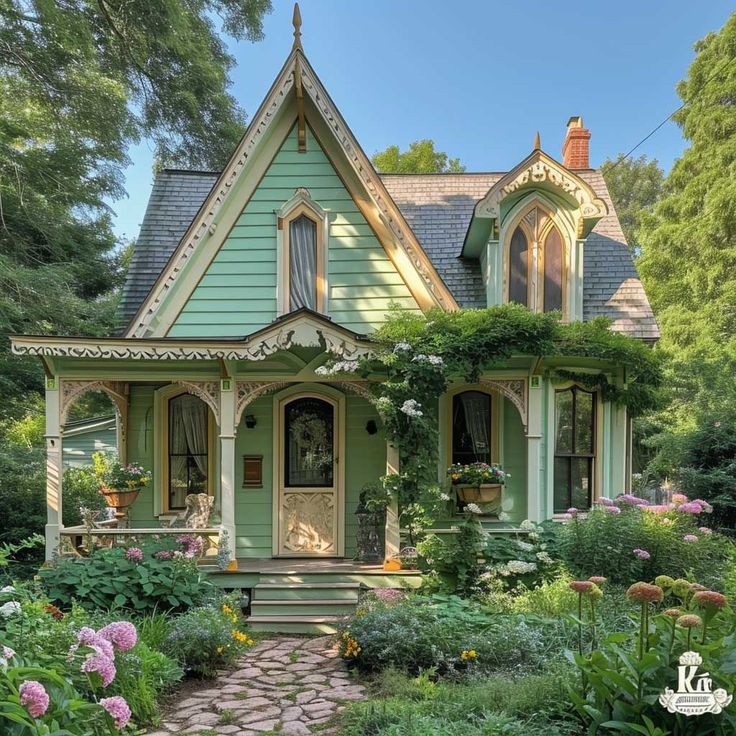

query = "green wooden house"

[62,415,118,469]
[11,9,657,629]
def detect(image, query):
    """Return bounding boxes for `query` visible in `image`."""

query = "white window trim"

[276,187,329,316]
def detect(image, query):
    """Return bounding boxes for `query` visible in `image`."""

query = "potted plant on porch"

[447,462,507,507]
[93,453,151,523]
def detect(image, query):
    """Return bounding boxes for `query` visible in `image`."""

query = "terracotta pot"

[99,487,140,523]
[455,483,502,504]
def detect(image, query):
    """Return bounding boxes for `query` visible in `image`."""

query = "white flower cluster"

[497,511,511,522]
[0,601,21,618]
[400,399,423,417]
[393,341,411,353]
[375,397,393,416]
[516,540,535,552]
[465,503,483,515]
[536,551,554,565]
[411,354,444,367]
[314,360,359,376]
[497,560,538,577]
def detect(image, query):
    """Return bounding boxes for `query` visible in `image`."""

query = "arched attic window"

[506,206,565,315]
[279,188,328,314]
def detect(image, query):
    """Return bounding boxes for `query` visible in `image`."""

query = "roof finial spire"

[292,3,303,51]
[534,131,541,150]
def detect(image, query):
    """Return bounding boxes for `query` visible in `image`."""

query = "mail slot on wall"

[243,455,263,488]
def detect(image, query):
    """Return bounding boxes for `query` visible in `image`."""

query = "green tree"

[372,139,465,174]
[602,154,664,253]
[637,13,736,516]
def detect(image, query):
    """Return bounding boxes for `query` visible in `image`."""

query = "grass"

[218,709,236,725]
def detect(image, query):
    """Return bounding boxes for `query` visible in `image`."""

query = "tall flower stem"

[577,592,584,657]
[589,597,598,650]
[701,620,708,645]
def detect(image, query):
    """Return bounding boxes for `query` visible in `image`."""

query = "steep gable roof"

[119,167,657,339]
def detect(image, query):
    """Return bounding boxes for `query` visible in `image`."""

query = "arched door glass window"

[543,226,563,312]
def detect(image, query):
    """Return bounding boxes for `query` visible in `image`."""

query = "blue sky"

[111,0,734,241]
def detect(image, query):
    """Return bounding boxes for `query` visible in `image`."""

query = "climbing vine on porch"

[321,304,664,538]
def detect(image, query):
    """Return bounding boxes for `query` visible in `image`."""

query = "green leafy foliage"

[340,595,549,676]
[162,599,254,677]
[557,503,733,587]
[602,155,664,254]
[38,546,214,613]
[371,140,465,173]
[62,466,109,528]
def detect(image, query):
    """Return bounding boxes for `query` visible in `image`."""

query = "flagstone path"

[144,636,365,736]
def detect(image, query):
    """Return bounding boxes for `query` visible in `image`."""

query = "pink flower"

[627,582,664,604]
[100,696,131,729]
[176,534,204,558]
[678,502,706,514]
[76,628,114,659]
[699,527,713,535]
[617,494,649,506]
[683,534,698,543]
[19,681,49,718]
[2,646,15,660]
[598,497,614,506]
[81,647,116,687]
[633,548,651,559]
[124,547,143,563]
[643,504,672,514]
[99,622,137,653]
[567,507,579,516]
[154,550,173,560]
[672,493,689,506]
[603,505,621,514]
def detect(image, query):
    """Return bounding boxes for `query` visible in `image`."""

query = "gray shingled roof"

[118,168,658,340]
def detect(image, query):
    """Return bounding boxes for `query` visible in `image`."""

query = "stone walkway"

[145,636,365,735]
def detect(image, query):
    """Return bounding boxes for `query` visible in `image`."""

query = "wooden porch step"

[246,614,347,635]
[250,599,357,617]
[253,582,361,601]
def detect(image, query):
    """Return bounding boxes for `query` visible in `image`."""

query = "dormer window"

[278,188,328,314]
[506,205,565,316]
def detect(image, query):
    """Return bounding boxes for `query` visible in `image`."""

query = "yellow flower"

[342,636,361,658]
[460,649,477,661]
[232,630,248,643]
[216,646,224,654]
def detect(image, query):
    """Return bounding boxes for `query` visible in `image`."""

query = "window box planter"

[455,483,502,505]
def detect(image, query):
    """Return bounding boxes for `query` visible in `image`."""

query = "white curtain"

[289,215,317,310]
[460,393,490,463]
[170,395,208,507]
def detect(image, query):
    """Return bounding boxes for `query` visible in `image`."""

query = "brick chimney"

[562,116,591,169]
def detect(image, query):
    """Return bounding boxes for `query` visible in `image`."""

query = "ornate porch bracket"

[479,378,528,431]
[176,381,221,426]
[60,380,129,460]
[235,381,291,431]
[328,381,375,402]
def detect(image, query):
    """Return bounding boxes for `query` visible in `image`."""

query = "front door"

[277,394,341,556]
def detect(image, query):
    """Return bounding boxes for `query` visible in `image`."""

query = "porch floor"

[223,557,419,575]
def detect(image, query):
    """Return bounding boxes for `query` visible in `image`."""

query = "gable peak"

[292,3,303,51]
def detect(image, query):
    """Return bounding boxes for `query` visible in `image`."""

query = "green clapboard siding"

[169,126,420,337]
[501,397,527,522]
[126,386,157,528]
[62,421,117,468]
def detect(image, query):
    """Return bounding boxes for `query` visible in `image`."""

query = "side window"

[553,386,596,513]
[508,227,529,307]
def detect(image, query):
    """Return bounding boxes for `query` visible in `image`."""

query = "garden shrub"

[162,598,254,677]
[567,574,736,734]
[38,542,214,613]
[62,465,108,527]
[340,594,549,676]
[557,495,733,586]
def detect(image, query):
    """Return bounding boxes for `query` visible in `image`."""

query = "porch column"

[219,379,237,562]
[45,378,62,561]
[385,442,400,559]
[525,377,543,522]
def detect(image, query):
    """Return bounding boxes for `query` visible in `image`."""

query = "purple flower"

[599,497,614,506]
[633,548,651,559]
[603,505,621,514]
[100,696,131,729]
[2,645,15,660]
[124,547,143,563]
[683,534,698,543]
[99,622,137,653]
[19,681,49,718]
[176,534,204,558]
[699,527,713,535]
[81,647,116,687]
[617,494,649,506]
[154,550,173,560]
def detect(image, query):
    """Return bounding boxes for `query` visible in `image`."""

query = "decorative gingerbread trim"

[329,381,375,403]
[176,381,221,426]
[235,381,291,428]
[479,378,528,430]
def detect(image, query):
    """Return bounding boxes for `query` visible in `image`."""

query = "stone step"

[254,582,361,601]
[251,599,358,617]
